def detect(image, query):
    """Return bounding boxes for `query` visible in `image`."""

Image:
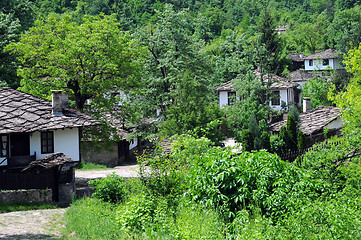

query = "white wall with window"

[30,128,80,161]
[219,91,239,108]
[269,89,289,111]
[304,58,343,71]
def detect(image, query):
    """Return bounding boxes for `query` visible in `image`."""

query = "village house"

[81,90,144,167]
[214,71,300,111]
[304,49,344,72]
[0,87,99,170]
[270,98,343,146]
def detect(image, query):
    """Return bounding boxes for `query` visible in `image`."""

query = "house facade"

[270,101,343,146]
[304,49,344,71]
[214,72,300,111]
[0,88,98,169]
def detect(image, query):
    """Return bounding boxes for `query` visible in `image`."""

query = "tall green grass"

[63,198,122,239]
[0,201,57,213]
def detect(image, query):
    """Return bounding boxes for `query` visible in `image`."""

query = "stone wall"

[0,189,52,204]
[81,142,119,167]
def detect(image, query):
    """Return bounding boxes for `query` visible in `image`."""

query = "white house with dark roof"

[270,102,343,146]
[0,88,98,169]
[304,49,344,71]
[214,72,300,111]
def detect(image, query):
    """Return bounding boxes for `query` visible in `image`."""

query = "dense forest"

[2,0,361,141]
[2,0,361,238]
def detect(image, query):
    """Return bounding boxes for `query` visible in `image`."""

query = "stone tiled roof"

[304,49,336,60]
[214,72,299,91]
[0,87,99,134]
[289,70,316,82]
[214,80,234,91]
[270,106,341,135]
[22,152,74,172]
[288,53,305,62]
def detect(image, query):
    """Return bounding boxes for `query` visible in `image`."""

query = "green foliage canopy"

[6,14,145,110]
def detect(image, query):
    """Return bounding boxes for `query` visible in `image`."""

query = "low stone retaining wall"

[0,189,52,204]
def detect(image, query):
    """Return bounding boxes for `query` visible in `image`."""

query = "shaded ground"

[0,208,66,240]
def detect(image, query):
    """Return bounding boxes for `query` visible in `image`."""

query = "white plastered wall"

[325,117,343,130]
[304,59,341,71]
[270,89,288,111]
[219,91,229,108]
[30,128,80,161]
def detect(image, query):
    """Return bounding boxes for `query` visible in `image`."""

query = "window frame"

[41,131,54,154]
[309,60,313,66]
[0,135,9,157]
[323,59,329,66]
[228,91,237,105]
[271,90,281,106]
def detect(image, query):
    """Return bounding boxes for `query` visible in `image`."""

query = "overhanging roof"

[0,87,99,134]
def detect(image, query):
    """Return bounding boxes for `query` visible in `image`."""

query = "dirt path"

[0,163,140,239]
[0,208,66,239]
[75,162,140,180]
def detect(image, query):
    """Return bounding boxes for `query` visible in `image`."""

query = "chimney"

[52,90,69,115]
[303,97,311,113]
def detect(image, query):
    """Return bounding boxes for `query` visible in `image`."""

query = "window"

[41,131,54,154]
[271,91,280,106]
[228,92,236,105]
[0,135,8,157]
[309,60,313,66]
[323,59,329,66]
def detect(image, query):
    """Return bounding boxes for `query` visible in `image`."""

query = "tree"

[286,114,298,151]
[135,5,210,118]
[256,9,283,75]
[227,71,271,134]
[159,72,226,144]
[0,0,35,88]
[6,14,145,111]
[302,76,333,109]
[0,13,21,88]
[328,6,361,56]
[332,43,361,141]
[297,130,306,150]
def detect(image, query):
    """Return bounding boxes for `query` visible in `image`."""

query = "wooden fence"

[279,139,343,162]
[0,165,75,202]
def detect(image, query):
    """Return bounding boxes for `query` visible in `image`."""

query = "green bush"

[188,148,318,221]
[238,129,253,151]
[273,192,361,239]
[89,173,126,203]
[270,134,286,155]
[137,135,212,203]
[297,130,306,150]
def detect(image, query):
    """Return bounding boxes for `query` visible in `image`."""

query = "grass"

[76,162,111,171]
[0,201,58,213]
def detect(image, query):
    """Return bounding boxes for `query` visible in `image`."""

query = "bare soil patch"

[0,208,66,239]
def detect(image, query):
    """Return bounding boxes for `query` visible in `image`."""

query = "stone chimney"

[303,97,311,113]
[52,90,69,115]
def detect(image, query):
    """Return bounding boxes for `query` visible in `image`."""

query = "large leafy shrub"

[188,149,319,220]
[137,135,212,206]
[89,173,126,203]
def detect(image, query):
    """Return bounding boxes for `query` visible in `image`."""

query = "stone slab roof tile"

[214,71,299,91]
[288,53,305,62]
[270,106,341,135]
[304,49,336,60]
[0,87,99,134]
